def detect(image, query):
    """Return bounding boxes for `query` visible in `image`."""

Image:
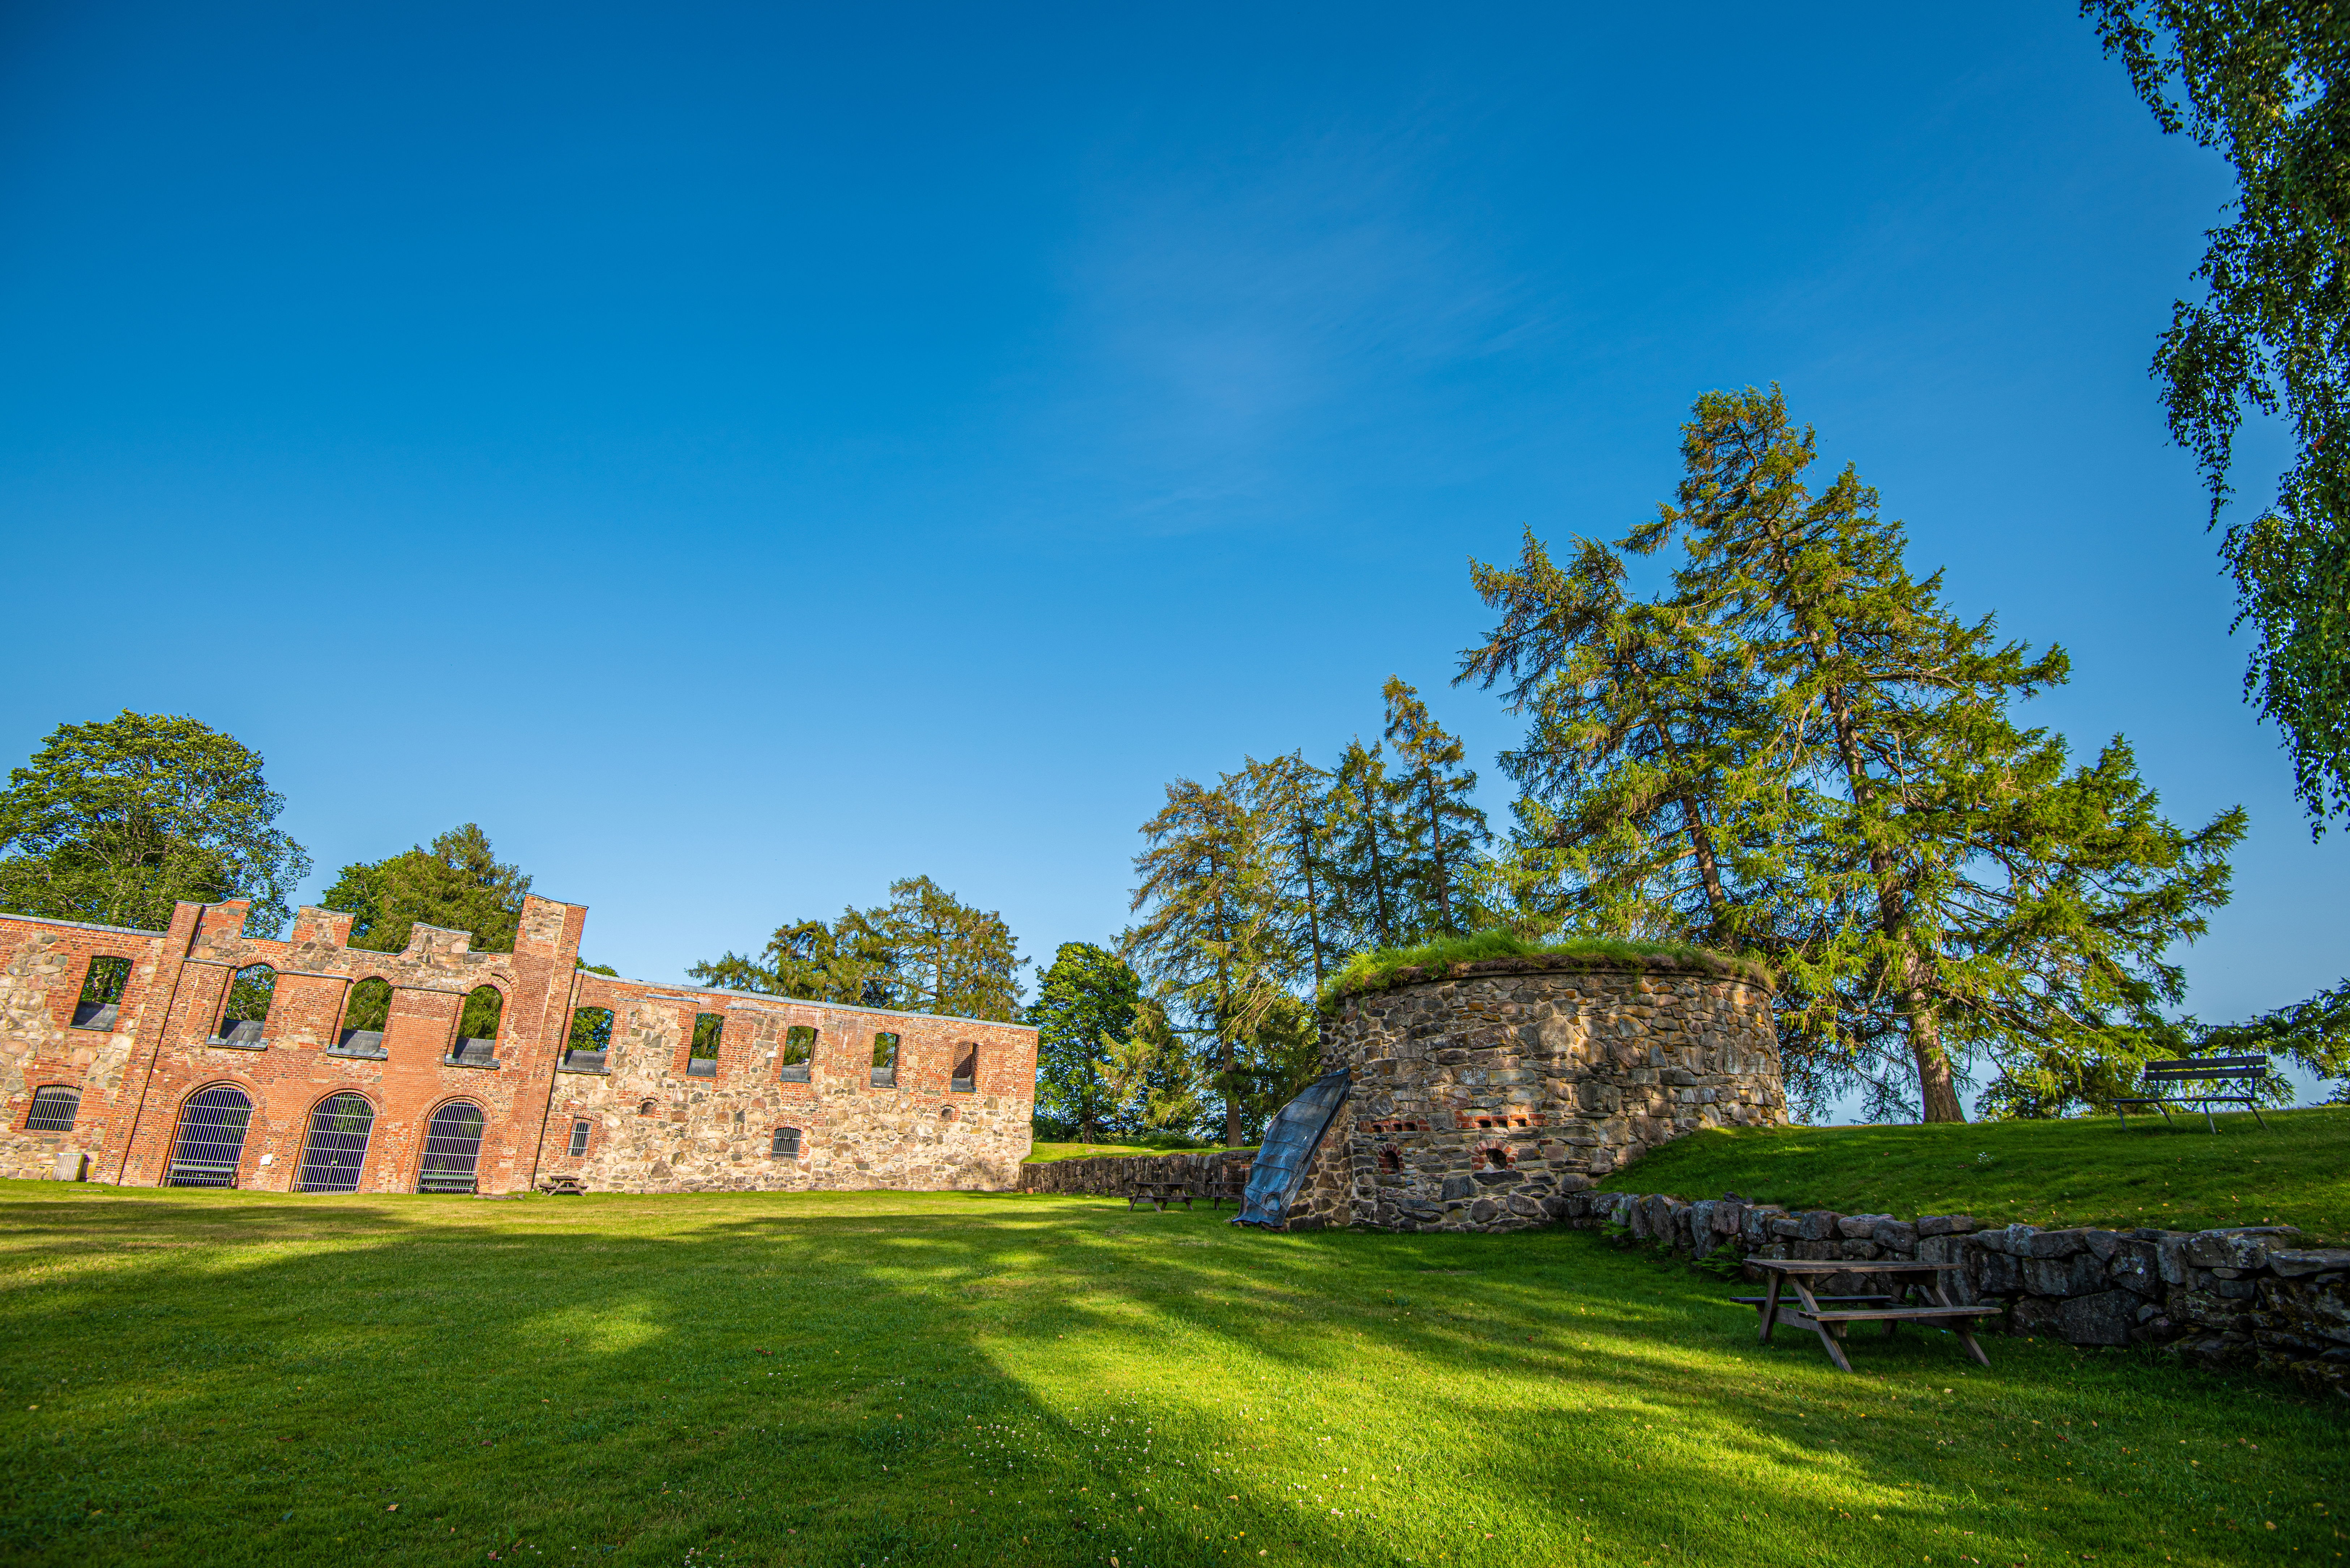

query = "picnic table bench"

[2114,1054,2270,1131]
[1204,1164,1252,1211]
[1127,1179,1194,1212]
[538,1174,587,1196]
[1739,1259,2000,1373]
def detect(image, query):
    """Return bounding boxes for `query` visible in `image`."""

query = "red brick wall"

[0,895,1036,1195]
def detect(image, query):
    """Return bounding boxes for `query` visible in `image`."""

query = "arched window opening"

[217,965,276,1046]
[1483,1145,1511,1170]
[25,1085,81,1132]
[1377,1146,1402,1174]
[72,956,131,1030]
[770,1126,801,1160]
[450,986,503,1066]
[295,1092,376,1194]
[166,1085,253,1187]
[871,1032,900,1089]
[638,1098,658,1116]
[567,1119,591,1157]
[950,1042,978,1093]
[939,1105,956,1121]
[688,1012,724,1077]
[779,1025,815,1083]
[418,1102,485,1193]
[336,978,392,1057]
[562,1007,614,1072]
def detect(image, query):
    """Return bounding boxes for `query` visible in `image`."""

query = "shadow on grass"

[0,1186,2341,1568]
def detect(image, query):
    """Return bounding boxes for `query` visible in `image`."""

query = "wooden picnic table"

[1127,1179,1194,1213]
[1740,1259,2000,1373]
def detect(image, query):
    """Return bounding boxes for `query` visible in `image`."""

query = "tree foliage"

[322,824,533,955]
[1463,389,2245,1122]
[689,875,1025,1023]
[2086,1,2350,830]
[0,711,311,936]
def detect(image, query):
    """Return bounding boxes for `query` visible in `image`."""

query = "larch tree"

[1379,677,1491,940]
[0,711,311,936]
[1634,387,2244,1122]
[1239,751,1339,990]
[1326,738,1404,952]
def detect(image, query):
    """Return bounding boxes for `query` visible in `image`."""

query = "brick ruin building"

[0,897,1036,1195]
[1282,952,1786,1231]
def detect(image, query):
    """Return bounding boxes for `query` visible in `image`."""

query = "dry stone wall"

[1567,1188,2350,1402]
[1018,1148,1254,1197]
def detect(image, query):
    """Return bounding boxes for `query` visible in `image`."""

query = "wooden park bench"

[1205,1165,1252,1211]
[1127,1179,1194,1213]
[1740,1259,2001,1373]
[2114,1055,2270,1132]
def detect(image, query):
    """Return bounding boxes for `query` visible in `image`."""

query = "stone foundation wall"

[1567,1189,2350,1402]
[1321,956,1785,1233]
[1018,1149,1253,1196]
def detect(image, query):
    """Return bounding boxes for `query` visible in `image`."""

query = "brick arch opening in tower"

[418,1101,486,1194]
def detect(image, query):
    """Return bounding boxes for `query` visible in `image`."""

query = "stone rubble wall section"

[1,897,1035,1195]
[1018,1149,1254,1196]
[1315,959,1786,1233]
[1561,1188,2350,1403]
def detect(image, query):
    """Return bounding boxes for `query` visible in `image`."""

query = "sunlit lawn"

[1,1184,2341,1567]
[1599,1106,2350,1242]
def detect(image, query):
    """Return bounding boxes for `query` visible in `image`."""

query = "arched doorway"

[294,1092,376,1193]
[418,1102,486,1194]
[165,1085,253,1187]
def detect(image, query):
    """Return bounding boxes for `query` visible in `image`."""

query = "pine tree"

[1124,773,1303,1147]
[1238,752,1338,990]
[1379,678,1491,940]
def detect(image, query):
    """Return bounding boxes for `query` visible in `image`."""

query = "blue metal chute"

[1232,1068,1350,1229]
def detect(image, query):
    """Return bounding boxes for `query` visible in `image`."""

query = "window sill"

[202,1037,268,1051]
[325,1046,389,1061]
[778,1069,812,1084]
[440,1057,501,1071]
[949,1082,976,1094]
[685,1062,718,1078]
[68,1023,121,1034]
[556,1064,611,1076]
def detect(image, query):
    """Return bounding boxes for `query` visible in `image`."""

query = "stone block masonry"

[1564,1188,2350,1402]
[0,896,1035,1195]
[1293,954,1786,1232]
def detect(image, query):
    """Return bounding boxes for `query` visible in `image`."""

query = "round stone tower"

[1290,952,1785,1233]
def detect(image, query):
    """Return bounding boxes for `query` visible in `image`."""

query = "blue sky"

[2,3,2337,1109]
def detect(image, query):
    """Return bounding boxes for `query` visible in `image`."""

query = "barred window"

[73,956,131,1030]
[567,1119,591,1157]
[418,1102,485,1194]
[770,1126,801,1159]
[950,1041,978,1093]
[25,1085,81,1132]
[165,1085,252,1187]
[688,1012,723,1077]
[870,1032,899,1089]
[779,1024,815,1083]
[295,1092,375,1194]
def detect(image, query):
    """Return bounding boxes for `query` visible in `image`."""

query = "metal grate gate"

[165,1085,253,1187]
[25,1085,81,1132]
[418,1102,485,1193]
[294,1092,375,1193]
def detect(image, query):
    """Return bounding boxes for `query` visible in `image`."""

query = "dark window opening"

[418,1102,485,1193]
[870,1032,900,1089]
[25,1085,81,1132]
[563,1006,614,1072]
[450,985,503,1065]
[217,964,276,1046]
[950,1041,978,1093]
[336,978,392,1056]
[638,1098,658,1116]
[295,1092,375,1194]
[166,1085,252,1187]
[940,1105,956,1121]
[1484,1146,1511,1169]
[72,956,131,1030]
[567,1119,590,1157]
[688,1012,723,1076]
[770,1126,801,1159]
[1377,1146,1401,1174]
[779,1024,815,1083]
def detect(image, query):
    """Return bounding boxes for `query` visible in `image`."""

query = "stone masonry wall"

[1565,1188,2350,1402]
[1308,956,1785,1233]
[1018,1148,1255,1197]
[2,896,1035,1196]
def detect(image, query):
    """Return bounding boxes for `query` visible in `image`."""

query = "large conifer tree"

[1379,678,1490,940]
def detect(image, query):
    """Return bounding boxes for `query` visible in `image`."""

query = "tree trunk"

[1366,819,1394,946]
[1296,813,1326,989]
[1902,961,1966,1123]
[1424,771,1451,934]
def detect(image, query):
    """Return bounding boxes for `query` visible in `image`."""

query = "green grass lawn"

[1597,1105,2350,1242]
[2,1186,2342,1566]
